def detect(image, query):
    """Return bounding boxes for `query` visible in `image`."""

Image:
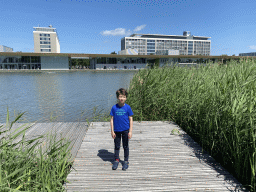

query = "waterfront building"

[0,53,70,70]
[121,31,211,56]
[118,48,138,55]
[33,25,60,53]
[239,52,256,56]
[0,45,13,52]
[0,52,240,70]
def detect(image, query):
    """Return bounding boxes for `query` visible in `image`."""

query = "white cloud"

[101,28,132,36]
[134,24,146,32]
[249,45,256,50]
[100,24,146,36]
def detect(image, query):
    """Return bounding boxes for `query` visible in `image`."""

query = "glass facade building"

[0,56,41,69]
[121,31,211,56]
[239,52,256,56]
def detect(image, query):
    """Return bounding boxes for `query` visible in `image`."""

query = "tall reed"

[0,108,74,191]
[125,59,256,191]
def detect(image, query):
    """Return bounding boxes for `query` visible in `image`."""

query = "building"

[0,45,13,52]
[0,52,242,71]
[0,52,70,70]
[118,48,138,55]
[121,31,211,56]
[33,25,60,53]
[156,49,179,55]
[239,52,256,56]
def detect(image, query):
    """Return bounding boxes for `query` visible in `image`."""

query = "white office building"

[0,45,13,52]
[33,25,60,53]
[121,31,211,56]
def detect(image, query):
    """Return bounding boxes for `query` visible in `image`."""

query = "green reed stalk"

[0,108,74,191]
[125,59,256,191]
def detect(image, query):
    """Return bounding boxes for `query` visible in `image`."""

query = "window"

[40,37,50,41]
[40,41,51,44]
[40,34,50,37]
[40,45,51,48]
[40,49,51,52]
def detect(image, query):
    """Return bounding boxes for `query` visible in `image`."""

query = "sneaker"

[122,161,129,171]
[112,159,119,170]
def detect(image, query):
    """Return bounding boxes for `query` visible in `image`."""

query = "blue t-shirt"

[110,103,134,132]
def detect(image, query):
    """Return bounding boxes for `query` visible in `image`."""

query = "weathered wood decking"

[0,122,88,162]
[64,121,248,192]
[0,121,249,191]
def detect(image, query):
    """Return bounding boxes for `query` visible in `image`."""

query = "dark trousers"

[114,129,129,161]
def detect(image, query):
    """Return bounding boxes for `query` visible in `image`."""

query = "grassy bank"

[123,59,256,191]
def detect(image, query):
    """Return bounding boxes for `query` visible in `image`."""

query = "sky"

[1,0,256,56]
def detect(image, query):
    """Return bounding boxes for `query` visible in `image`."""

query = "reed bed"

[124,59,256,191]
[0,109,74,191]
[0,104,114,191]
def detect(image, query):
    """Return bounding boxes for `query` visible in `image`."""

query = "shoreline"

[0,69,141,72]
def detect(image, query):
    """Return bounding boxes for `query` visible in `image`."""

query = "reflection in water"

[0,71,137,123]
[33,73,65,122]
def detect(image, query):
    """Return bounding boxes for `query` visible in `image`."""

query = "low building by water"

[0,52,246,70]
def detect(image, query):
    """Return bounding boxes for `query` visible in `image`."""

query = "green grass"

[124,59,256,191]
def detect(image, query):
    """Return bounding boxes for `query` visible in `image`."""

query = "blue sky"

[1,0,256,55]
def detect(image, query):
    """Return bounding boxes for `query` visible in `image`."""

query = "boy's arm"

[128,116,133,139]
[129,116,133,132]
[110,116,115,139]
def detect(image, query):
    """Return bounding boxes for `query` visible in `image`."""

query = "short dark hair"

[116,88,128,98]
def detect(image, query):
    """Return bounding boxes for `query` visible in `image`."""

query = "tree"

[110,51,117,54]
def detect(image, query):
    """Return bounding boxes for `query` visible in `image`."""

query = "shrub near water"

[125,59,256,191]
[0,109,74,192]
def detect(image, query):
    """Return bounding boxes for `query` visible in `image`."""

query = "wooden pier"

[64,121,248,192]
[0,122,88,162]
[0,121,248,191]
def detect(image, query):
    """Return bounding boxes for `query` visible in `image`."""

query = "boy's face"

[117,94,126,105]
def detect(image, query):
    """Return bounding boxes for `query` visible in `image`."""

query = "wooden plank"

[64,121,248,192]
[0,122,88,162]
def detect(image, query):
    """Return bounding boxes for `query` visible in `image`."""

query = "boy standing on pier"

[110,88,133,171]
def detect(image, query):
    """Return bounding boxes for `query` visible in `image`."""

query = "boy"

[110,88,134,171]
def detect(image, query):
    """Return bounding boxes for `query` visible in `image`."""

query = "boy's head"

[116,88,128,105]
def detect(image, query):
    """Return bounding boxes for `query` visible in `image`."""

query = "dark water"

[0,70,138,123]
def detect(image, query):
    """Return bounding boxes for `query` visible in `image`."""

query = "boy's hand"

[128,132,132,139]
[111,131,116,139]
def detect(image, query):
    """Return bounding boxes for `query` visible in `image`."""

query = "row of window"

[0,56,40,63]
[40,37,50,41]
[40,45,51,48]
[96,58,146,64]
[41,49,51,52]
[126,39,146,42]
[40,41,51,44]
[40,34,50,37]
[127,40,210,45]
